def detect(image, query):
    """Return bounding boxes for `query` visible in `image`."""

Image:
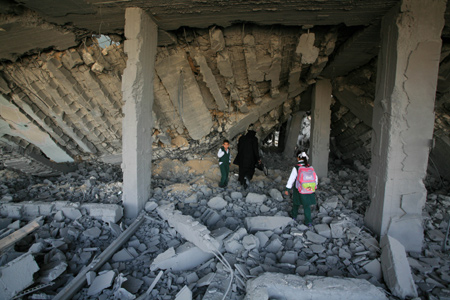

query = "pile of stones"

[0,152,449,299]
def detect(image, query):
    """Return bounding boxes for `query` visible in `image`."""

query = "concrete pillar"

[365,0,445,252]
[121,8,157,218]
[283,111,305,158]
[310,79,332,178]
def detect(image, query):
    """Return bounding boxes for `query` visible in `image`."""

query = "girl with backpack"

[284,151,318,226]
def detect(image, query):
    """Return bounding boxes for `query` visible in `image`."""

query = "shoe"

[307,223,313,227]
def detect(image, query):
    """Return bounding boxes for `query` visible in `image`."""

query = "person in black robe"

[234,126,261,188]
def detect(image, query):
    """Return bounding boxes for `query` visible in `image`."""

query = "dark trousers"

[219,163,229,187]
[238,166,255,185]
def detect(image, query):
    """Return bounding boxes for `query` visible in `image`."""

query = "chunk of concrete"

[0,252,40,299]
[245,216,292,233]
[269,189,283,201]
[245,273,387,300]
[246,193,267,204]
[157,204,221,253]
[363,259,382,281]
[208,196,228,210]
[39,261,68,283]
[81,203,123,223]
[175,285,192,300]
[145,201,158,212]
[242,234,260,250]
[380,235,418,298]
[151,242,215,272]
[295,33,319,64]
[83,227,102,238]
[87,270,116,296]
[306,231,327,244]
[61,206,82,220]
[314,224,331,238]
[112,248,135,262]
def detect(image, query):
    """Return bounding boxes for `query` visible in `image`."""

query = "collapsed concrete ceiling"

[0,0,449,181]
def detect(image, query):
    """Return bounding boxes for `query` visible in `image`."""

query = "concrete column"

[283,111,305,158]
[310,79,332,178]
[121,8,157,218]
[365,0,445,252]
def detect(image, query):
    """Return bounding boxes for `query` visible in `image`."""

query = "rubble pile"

[0,162,123,204]
[0,152,449,299]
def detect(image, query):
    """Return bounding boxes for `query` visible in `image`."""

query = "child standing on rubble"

[284,151,318,226]
[218,139,231,188]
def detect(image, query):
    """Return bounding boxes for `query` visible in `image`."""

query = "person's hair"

[223,139,230,144]
[299,156,309,165]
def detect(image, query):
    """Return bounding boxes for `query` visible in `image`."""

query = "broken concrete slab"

[155,52,213,140]
[363,259,382,281]
[244,273,387,300]
[157,204,220,253]
[87,270,116,296]
[380,235,418,298]
[151,242,215,272]
[306,231,327,244]
[175,285,192,300]
[245,216,292,233]
[0,252,40,299]
[81,203,123,223]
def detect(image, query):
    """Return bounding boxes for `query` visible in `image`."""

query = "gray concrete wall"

[121,7,157,218]
[365,0,445,252]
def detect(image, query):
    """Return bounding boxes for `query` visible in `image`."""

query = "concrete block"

[83,227,102,238]
[242,234,260,250]
[61,206,82,220]
[245,273,387,300]
[81,203,123,223]
[0,203,22,218]
[157,204,220,253]
[245,216,292,233]
[122,276,143,294]
[306,231,327,244]
[314,224,331,238]
[380,235,418,298]
[269,189,283,201]
[87,270,116,296]
[0,253,39,299]
[112,248,135,262]
[295,33,319,64]
[330,220,346,238]
[231,192,243,200]
[151,242,215,272]
[175,285,192,300]
[246,193,267,204]
[39,261,68,283]
[266,238,283,253]
[207,196,228,210]
[363,259,382,281]
[280,251,298,264]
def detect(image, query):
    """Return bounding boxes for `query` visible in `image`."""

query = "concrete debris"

[175,285,192,300]
[380,235,418,298]
[87,270,116,296]
[245,273,387,300]
[0,154,448,299]
[0,252,40,299]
